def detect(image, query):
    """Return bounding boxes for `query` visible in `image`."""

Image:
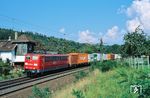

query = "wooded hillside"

[0,28,122,54]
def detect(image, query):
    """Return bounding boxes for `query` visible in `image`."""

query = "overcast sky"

[0,0,149,45]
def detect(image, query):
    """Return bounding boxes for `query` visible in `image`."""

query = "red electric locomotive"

[24,53,68,76]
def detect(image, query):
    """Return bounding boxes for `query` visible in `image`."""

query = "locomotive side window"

[61,56,67,60]
[45,56,49,62]
[44,55,67,62]
[26,56,30,60]
[55,56,57,60]
[50,56,52,60]
[45,56,56,62]
[52,57,54,60]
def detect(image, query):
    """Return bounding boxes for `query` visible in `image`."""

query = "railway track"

[0,76,29,88]
[0,66,89,97]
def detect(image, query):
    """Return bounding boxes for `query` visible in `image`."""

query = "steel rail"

[0,66,89,96]
[0,76,29,87]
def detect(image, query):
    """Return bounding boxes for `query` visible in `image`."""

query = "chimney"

[8,36,11,41]
[15,32,18,40]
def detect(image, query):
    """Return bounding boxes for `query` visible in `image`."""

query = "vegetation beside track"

[0,60,24,81]
[29,86,51,98]
[51,60,150,98]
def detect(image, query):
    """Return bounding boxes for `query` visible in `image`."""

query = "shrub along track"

[0,66,89,97]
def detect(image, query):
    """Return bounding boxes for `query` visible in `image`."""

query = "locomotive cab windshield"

[32,56,38,60]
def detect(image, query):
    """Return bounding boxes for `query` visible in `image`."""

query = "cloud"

[77,27,124,45]
[125,0,150,34]
[106,26,119,39]
[78,30,97,44]
[59,28,65,33]
[102,26,124,45]
[117,5,126,14]
[126,17,141,32]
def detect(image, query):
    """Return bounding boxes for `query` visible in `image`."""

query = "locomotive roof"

[26,53,68,56]
[45,54,68,56]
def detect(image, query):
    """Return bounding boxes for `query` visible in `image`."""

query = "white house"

[0,34,36,67]
[0,40,16,63]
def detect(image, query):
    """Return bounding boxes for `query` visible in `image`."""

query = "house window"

[16,44,27,56]
[28,44,33,53]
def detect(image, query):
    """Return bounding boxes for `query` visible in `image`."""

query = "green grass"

[73,66,150,98]
[53,60,150,98]
[83,67,138,98]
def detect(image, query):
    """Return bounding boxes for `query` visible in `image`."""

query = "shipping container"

[97,53,101,61]
[88,53,101,62]
[102,54,107,60]
[114,54,121,59]
[68,53,88,66]
[106,54,115,60]
[88,54,94,62]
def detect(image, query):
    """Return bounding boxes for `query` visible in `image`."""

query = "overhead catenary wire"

[0,14,75,40]
[0,14,52,34]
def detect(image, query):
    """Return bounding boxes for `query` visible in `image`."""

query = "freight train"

[24,53,121,76]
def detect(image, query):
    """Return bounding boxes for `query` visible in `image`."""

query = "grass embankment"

[52,61,150,98]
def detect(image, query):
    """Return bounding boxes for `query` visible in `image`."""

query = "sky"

[0,0,149,45]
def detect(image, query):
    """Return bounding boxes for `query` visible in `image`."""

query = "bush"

[0,67,10,76]
[0,68,24,81]
[29,86,51,98]
[115,67,150,97]
[91,60,117,72]
[9,68,24,78]
[0,59,10,67]
[0,60,12,76]
[74,71,88,82]
[72,89,85,98]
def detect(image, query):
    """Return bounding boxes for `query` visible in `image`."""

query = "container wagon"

[68,53,88,67]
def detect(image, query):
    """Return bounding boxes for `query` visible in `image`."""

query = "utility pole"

[99,37,105,61]
[99,37,104,53]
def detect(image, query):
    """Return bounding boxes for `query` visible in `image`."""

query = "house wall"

[14,56,25,62]
[0,51,15,63]
[0,51,25,64]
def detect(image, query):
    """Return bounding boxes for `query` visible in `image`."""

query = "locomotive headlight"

[34,64,38,66]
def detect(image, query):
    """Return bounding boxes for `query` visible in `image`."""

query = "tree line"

[0,28,122,54]
[1,27,149,56]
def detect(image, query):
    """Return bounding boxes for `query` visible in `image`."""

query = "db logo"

[130,85,142,94]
